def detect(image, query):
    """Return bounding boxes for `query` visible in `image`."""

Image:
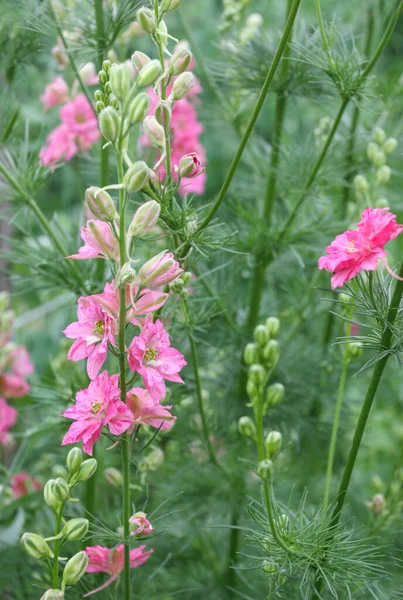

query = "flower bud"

[102,59,112,72]
[61,518,89,542]
[265,383,285,408]
[169,72,194,101]
[62,551,89,588]
[257,459,273,480]
[254,324,269,346]
[371,474,384,493]
[44,478,69,511]
[137,7,156,34]
[265,431,282,457]
[147,447,165,470]
[261,561,279,574]
[109,64,130,101]
[104,467,123,486]
[373,127,386,145]
[118,263,136,286]
[129,200,160,239]
[248,364,266,386]
[124,161,151,193]
[244,343,258,366]
[346,341,363,360]
[76,458,97,482]
[132,51,151,73]
[41,590,64,600]
[238,416,256,438]
[169,48,192,75]
[367,141,379,161]
[127,92,151,125]
[354,174,369,194]
[85,186,118,221]
[246,379,258,402]
[265,317,280,338]
[373,151,386,168]
[376,165,391,185]
[383,137,398,154]
[95,100,105,112]
[98,69,108,84]
[137,60,163,87]
[143,116,165,148]
[262,340,279,369]
[21,533,53,560]
[155,100,172,126]
[139,250,182,288]
[129,511,154,537]
[183,271,192,285]
[160,0,183,12]
[176,153,204,178]
[99,106,120,143]
[365,493,386,514]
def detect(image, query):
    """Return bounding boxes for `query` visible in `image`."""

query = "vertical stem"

[51,505,64,588]
[94,0,105,71]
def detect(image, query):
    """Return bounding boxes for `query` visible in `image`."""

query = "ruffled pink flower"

[0,346,33,398]
[10,472,41,499]
[9,347,34,378]
[0,397,17,445]
[93,282,168,325]
[40,77,69,110]
[127,387,176,430]
[61,371,134,455]
[319,207,403,288]
[69,220,120,261]
[0,374,30,398]
[127,318,186,403]
[84,544,153,596]
[64,294,118,379]
[129,512,154,537]
[39,124,78,168]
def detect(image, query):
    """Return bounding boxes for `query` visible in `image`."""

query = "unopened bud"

[371,474,384,493]
[137,7,156,34]
[143,116,165,148]
[75,458,97,483]
[176,153,204,178]
[373,151,386,168]
[147,447,164,470]
[254,324,269,346]
[129,200,160,239]
[124,161,151,193]
[238,416,256,438]
[376,165,391,185]
[62,551,88,588]
[127,92,151,125]
[354,174,369,194]
[109,64,130,101]
[366,141,379,161]
[265,317,280,338]
[102,59,112,72]
[44,478,69,511]
[104,467,123,486]
[265,431,282,457]
[346,341,363,360]
[169,48,192,75]
[132,51,151,73]
[169,72,194,101]
[155,100,172,125]
[373,127,386,145]
[248,364,266,385]
[244,343,258,366]
[99,106,120,143]
[160,0,183,12]
[85,186,118,221]
[21,533,53,560]
[137,60,163,87]
[40,590,64,600]
[262,340,279,369]
[383,137,398,154]
[246,379,258,401]
[98,69,108,84]
[257,459,273,480]
[118,263,136,286]
[95,100,105,112]
[265,383,285,408]
[339,293,351,304]
[61,518,89,541]
[261,560,279,574]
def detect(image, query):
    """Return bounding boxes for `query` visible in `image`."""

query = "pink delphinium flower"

[61,371,134,455]
[129,512,154,537]
[127,318,186,403]
[93,282,168,325]
[0,346,34,398]
[60,94,100,151]
[64,294,118,379]
[40,77,69,110]
[127,387,176,430]
[10,472,41,499]
[0,397,17,445]
[319,207,403,289]
[69,220,120,261]
[84,544,153,596]
[39,124,78,168]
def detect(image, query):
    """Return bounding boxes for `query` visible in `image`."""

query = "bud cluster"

[244,317,281,406]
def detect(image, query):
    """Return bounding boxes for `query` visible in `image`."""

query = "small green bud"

[136,7,156,34]
[373,127,386,145]
[169,48,192,75]
[354,174,369,194]
[244,343,258,366]
[265,383,285,408]
[118,263,136,286]
[104,82,112,95]
[94,89,104,102]
[127,92,151,125]
[376,165,392,185]
[238,416,256,439]
[61,518,89,542]
[169,72,194,101]
[246,379,258,400]
[248,364,266,385]
[132,51,151,73]
[346,341,363,360]
[339,293,351,304]
[40,590,64,600]
[21,533,53,560]
[383,137,398,154]
[98,69,108,84]
[160,0,183,12]
[109,64,130,101]
[44,478,69,511]
[123,161,151,193]
[62,551,88,588]
[370,474,384,493]
[143,116,165,148]
[137,60,163,87]
[265,317,280,338]
[265,431,282,457]
[155,100,172,126]
[367,141,379,161]
[257,459,273,481]
[85,186,118,221]
[261,560,279,574]
[102,59,112,72]
[253,324,269,346]
[76,458,97,483]
[373,151,386,168]
[129,200,160,239]
[99,106,120,143]
[182,271,192,285]
[262,340,279,369]
[104,467,123,487]
[95,100,105,112]
[147,447,164,470]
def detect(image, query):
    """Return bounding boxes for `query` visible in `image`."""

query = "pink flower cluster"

[319,207,403,288]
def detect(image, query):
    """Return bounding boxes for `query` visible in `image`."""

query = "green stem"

[2,107,19,144]
[315,0,333,65]
[52,505,64,588]
[94,0,105,71]
[195,0,302,234]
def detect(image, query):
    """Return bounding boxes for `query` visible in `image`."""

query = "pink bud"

[138,250,183,288]
[176,153,204,178]
[132,51,151,73]
[129,512,154,537]
[143,116,165,148]
[128,200,161,239]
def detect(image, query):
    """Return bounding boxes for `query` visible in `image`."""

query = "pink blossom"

[138,251,183,289]
[69,220,120,261]
[127,318,186,403]
[39,124,78,168]
[319,208,403,288]
[129,512,154,537]
[0,397,17,445]
[64,293,118,379]
[127,387,176,430]
[84,544,153,596]
[40,77,69,110]
[10,472,41,499]
[8,347,34,378]
[93,282,168,324]
[0,346,33,398]
[0,374,30,398]
[61,371,134,455]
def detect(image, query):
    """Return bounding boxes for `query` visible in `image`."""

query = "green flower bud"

[76,458,97,483]
[127,92,151,125]
[95,100,105,112]
[246,379,258,401]
[129,200,160,239]
[44,478,69,511]
[132,51,151,72]
[376,165,392,185]
[238,416,256,438]
[62,551,88,589]
[118,263,136,286]
[21,533,53,560]
[123,161,151,193]
[373,151,386,168]
[155,100,172,126]
[370,474,384,493]
[61,518,89,542]
[182,271,192,285]
[367,141,379,161]
[265,382,285,408]
[169,72,194,101]
[137,60,163,88]
[346,341,363,360]
[265,317,280,338]
[99,106,120,143]
[137,7,156,34]
[354,174,369,194]
[40,590,64,600]
[262,340,279,369]
[85,187,118,221]
[338,293,351,304]
[261,560,279,574]
[143,116,165,148]
[169,48,192,75]
[147,447,164,470]
[160,0,183,12]
[102,59,112,72]
[244,343,258,366]
[254,324,269,346]
[109,64,130,101]
[265,431,282,457]
[257,459,273,480]
[383,137,398,154]
[248,364,266,385]
[94,89,103,102]
[104,467,123,487]
[104,82,112,94]
[98,69,108,84]
[373,127,386,145]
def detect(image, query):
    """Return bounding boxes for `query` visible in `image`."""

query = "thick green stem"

[94,0,105,71]
[51,505,64,588]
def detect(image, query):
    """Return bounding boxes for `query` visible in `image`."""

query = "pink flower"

[0,397,17,445]
[9,347,34,378]
[61,371,134,455]
[69,220,120,261]
[10,472,41,499]
[84,544,153,596]
[0,374,30,398]
[176,152,205,178]
[319,207,403,288]
[0,346,33,398]
[93,282,168,324]
[40,77,69,110]
[129,512,154,537]
[138,251,183,289]
[127,318,186,403]
[127,387,176,430]
[39,124,78,167]
[60,94,100,151]
[64,294,118,379]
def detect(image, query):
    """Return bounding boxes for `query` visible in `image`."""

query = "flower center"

[144,348,158,362]
[93,320,105,336]
[91,401,103,415]
[345,240,356,254]
[76,114,86,124]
